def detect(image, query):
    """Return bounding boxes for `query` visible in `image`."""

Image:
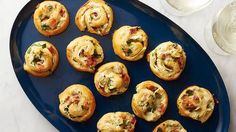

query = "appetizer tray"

[10,0,230,131]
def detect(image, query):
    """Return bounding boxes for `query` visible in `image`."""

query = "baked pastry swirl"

[153,120,187,132]
[33,1,69,36]
[97,112,136,132]
[147,41,186,80]
[23,41,59,77]
[94,62,130,97]
[66,35,104,73]
[177,85,215,123]
[75,0,113,36]
[59,84,96,122]
[113,26,148,61]
[131,81,168,121]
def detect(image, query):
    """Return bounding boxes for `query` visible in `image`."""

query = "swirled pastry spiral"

[153,120,187,132]
[113,26,148,61]
[33,1,69,36]
[147,41,186,81]
[94,62,130,97]
[23,41,59,77]
[131,81,168,122]
[177,86,215,123]
[75,0,113,36]
[97,112,136,132]
[66,35,104,73]
[59,84,96,122]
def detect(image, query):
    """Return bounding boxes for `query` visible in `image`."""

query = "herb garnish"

[93,49,101,58]
[27,47,32,54]
[41,24,50,30]
[81,105,86,110]
[47,5,53,11]
[33,43,42,47]
[123,48,132,56]
[32,56,41,64]
[186,90,193,96]
[73,58,77,62]
[157,128,163,132]
[64,105,69,112]
[39,51,43,57]
[155,92,162,99]
[119,120,131,128]
[42,43,46,48]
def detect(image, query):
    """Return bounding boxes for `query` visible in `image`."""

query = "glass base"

[160,0,213,16]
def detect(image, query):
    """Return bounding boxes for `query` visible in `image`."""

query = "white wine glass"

[205,1,236,56]
[159,0,213,16]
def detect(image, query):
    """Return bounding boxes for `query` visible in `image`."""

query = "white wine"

[166,0,212,12]
[212,1,236,55]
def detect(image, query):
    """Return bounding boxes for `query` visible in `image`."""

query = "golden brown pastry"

[131,81,168,122]
[33,1,69,36]
[66,35,104,73]
[97,112,136,132]
[147,41,186,81]
[113,26,148,61]
[75,0,113,36]
[94,62,130,97]
[58,84,96,122]
[177,85,215,123]
[23,41,59,77]
[153,120,187,132]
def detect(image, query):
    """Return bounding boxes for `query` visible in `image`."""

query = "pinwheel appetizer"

[59,84,96,122]
[33,1,69,36]
[23,41,59,77]
[75,0,113,36]
[177,85,215,123]
[113,26,148,61]
[153,120,187,132]
[97,112,136,132]
[147,41,186,81]
[94,62,130,97]
[131,81,168,122]
[66,35,104,73]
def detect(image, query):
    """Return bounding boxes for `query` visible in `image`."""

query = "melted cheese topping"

[113,26,148,61]
[148,41,186,80]
[66,35,104,73]
[59,84,96,122]
[97,112,136,132]
[35,1,68,30]
[75,0,113,35]
[23,41,58,77]
[132,81,168,121]
[177,86,215,123]
[153,120,186,132]
[94,62,130,97]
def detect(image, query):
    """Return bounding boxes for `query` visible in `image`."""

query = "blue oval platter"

[10,0,230,131]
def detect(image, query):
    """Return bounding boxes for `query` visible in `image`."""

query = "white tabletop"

[0,0,235,131]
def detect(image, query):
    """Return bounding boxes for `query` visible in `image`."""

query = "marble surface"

[0,0,235,131]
